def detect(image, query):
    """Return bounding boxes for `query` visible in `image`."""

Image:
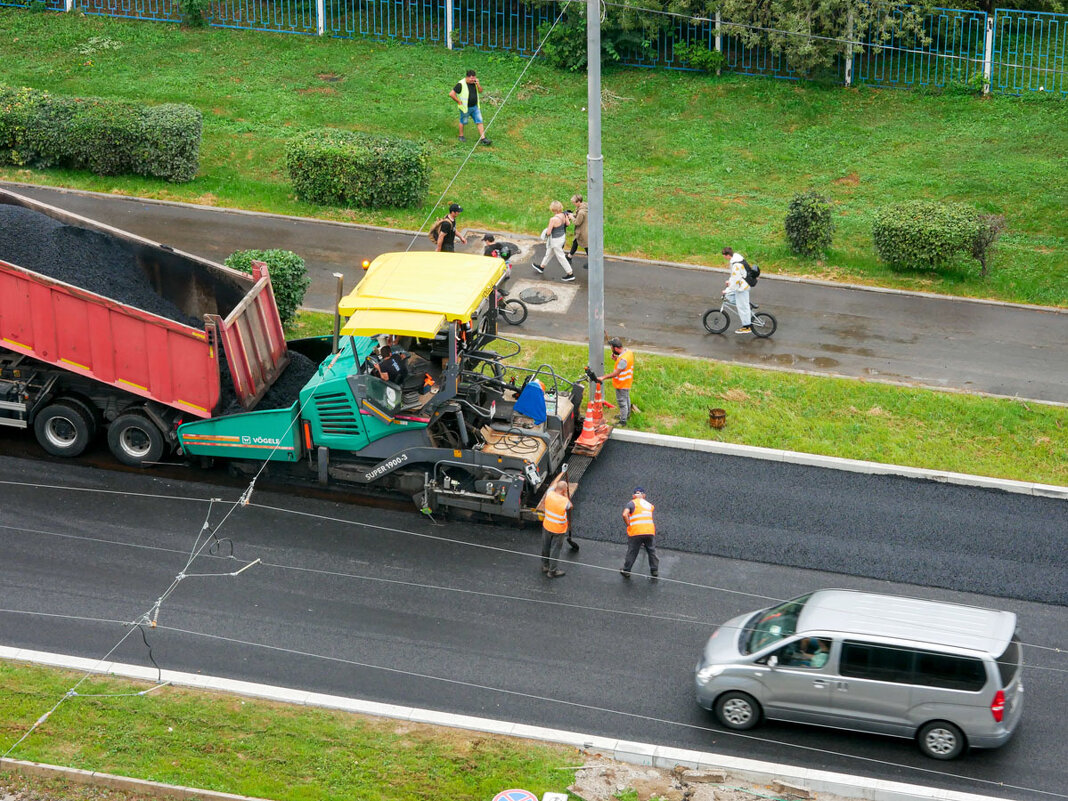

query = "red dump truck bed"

[0,188,288,418]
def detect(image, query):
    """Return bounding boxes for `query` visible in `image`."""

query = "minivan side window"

[913,651,987,692]
[841,641,987,691]
[840,642,912,684]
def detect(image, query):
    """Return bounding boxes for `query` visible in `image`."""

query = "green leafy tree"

[717,0,936,77]
[785,191,835,257]
[225,249,310,327]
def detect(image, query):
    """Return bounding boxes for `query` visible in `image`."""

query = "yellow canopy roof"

[338,252,507,338]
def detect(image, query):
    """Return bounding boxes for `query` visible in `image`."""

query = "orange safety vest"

[612,349,634,389]
[543,490,569,534]
[625,497,655,536]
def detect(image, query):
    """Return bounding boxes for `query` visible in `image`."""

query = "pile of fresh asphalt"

[0,205,316,411]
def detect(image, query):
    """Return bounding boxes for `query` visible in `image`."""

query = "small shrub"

[673,41,725,73]
[0,85,200,182]
[285,129,430,209]
[872,200,981,269]
[785,191,835,257]
[970,214,1007,278]
[225,250,310,327]
[178,0,210,26]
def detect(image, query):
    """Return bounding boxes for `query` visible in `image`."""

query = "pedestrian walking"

[435,203,467,253]
[541,480,572,578]
[596,337,634,427]
[534,201,576,282]
[620,487,659,578]
[567,194,589,268]
[721,246,752,334]
[449,70,492,146]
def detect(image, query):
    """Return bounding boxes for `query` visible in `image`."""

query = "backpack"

[428,218,449,244]
[742,259,761,287]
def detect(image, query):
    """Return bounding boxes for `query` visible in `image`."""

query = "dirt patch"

[316,72,343,82]
[866,405,892,417]
[720,388,750,402]
[298,86,339,96]
[834,172,860,186]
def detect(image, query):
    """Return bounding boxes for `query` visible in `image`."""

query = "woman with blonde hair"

[534,200,575,282]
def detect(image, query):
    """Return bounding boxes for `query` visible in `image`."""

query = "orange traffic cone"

[575,381,612,450]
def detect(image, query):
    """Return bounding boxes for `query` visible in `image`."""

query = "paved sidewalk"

[5,182,1066,404]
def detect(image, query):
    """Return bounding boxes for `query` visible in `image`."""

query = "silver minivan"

[694,589,1023,759]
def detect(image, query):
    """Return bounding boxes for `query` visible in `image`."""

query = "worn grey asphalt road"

[0,455,1065,801]
[4,182,1066,404]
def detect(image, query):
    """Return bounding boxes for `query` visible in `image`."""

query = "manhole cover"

[519,287,557,305]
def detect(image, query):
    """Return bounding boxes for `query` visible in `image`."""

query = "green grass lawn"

[1,10,1066,307]
[0,663,578,801]
[288,312,1068,485]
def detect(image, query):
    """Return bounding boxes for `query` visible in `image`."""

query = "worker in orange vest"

[541,480,572,578]
[596,337,634,427]
[620,486,659,579]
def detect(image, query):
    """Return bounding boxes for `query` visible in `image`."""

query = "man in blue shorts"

[449,70,492,146]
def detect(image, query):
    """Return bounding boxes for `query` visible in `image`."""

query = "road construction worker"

[621,486,659,579]
[541,480,572,578]
[596,337,634,427]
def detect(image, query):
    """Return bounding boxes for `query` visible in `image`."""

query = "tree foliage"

[785,191,835,257]
[225,249,310,326]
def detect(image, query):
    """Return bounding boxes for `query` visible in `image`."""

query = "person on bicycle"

[721,247,753,334]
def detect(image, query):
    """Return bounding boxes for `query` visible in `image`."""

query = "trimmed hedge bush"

[785,191,835,257]
[225,249,310,327]
[0,85,201,183]
[872,200,981,269]
[285,129,430,209]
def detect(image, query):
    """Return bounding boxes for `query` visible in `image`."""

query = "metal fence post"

[982,15,994,94]
[844,9,854,87]
[316,0,325,35]
[445,0,454,49]
[65,0,74,11]
[715,10,721,75]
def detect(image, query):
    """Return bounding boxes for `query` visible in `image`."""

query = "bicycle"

[495,279,528,325]
[702,297,777,338]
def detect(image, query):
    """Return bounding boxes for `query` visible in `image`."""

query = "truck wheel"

[34,402,94,458]
[108,413,166,467]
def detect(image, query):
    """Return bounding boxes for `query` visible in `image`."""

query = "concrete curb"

[4,181,1063,315]
[609,429,1068,500]
[0,647,1014,801]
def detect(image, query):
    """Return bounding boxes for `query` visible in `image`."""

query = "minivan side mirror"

[767,655,778,669]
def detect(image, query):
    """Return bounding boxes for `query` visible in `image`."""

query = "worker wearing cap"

[596,338,634,427]
[620,487,659,578]
[436,203,467,253]
[541,480,572,578]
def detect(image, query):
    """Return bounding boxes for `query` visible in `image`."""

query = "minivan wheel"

[714,691,762,731]
[918,721,966,760]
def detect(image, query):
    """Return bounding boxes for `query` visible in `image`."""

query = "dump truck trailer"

[0,188,289,465]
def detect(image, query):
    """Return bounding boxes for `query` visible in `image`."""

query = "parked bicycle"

[702,298,777,338]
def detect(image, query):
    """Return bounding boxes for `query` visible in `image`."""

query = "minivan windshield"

[743,593,812,654]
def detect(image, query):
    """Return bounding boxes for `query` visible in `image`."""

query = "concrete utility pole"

[586,0,605,376]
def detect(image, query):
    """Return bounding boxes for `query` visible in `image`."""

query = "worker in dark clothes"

[376,345,408,386]
[620,486,659,578]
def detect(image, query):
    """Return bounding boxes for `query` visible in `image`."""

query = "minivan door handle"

[812,680,828,688]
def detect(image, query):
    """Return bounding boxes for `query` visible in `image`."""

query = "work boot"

[479,137,493,146]
[650,570,659,578]
[541,566,551,574]
[458,135,466,142]
[548,569,566,578]
[620,569,631,578]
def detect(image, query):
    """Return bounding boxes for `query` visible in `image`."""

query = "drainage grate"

[519,287,558,305]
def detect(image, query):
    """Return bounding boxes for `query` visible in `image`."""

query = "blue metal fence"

[328,0,445,43]
[992,8,1067,94]
[451,0,555,55]
[77,0,179,22]
[210,0,317,33]
[852,6,987,89]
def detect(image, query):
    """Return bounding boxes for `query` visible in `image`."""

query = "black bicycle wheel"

[702,309,729,334]
[751,312,777,338]
[501,298,528,326]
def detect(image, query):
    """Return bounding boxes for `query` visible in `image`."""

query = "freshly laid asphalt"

[4,182,1066,405]
[0,454,1065,801]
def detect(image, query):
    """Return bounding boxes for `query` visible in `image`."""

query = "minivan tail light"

[991,689,1005,722]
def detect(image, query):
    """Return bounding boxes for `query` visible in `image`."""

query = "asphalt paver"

[5,183,1066,405]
